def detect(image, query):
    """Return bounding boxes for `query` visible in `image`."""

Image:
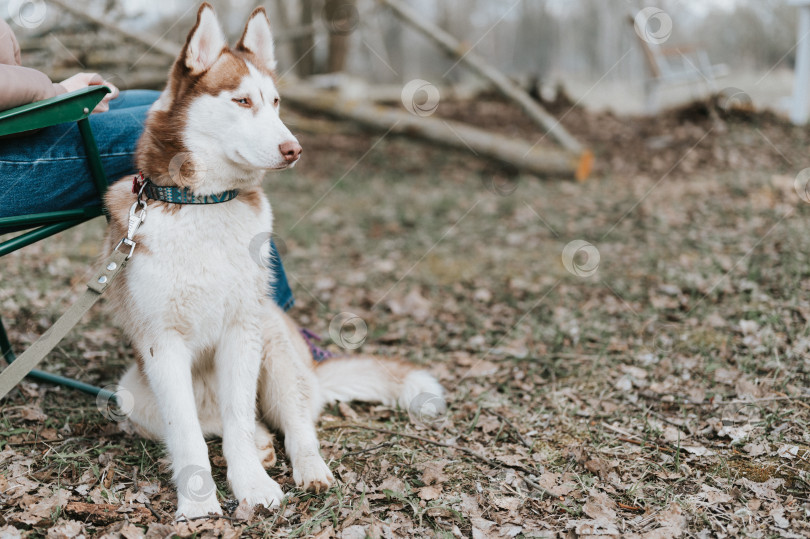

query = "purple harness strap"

[299,328,334,362]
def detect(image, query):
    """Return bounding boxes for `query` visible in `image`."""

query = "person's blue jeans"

[0,89,294,311]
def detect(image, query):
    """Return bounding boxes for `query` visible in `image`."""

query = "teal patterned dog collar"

[133,174,239,205]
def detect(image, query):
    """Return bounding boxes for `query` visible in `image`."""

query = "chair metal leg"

[0,219,88,257]
[25,370,114,399]
[0,314,113,400]
[77,117,110,203]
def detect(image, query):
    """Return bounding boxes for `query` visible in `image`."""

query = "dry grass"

[2,107,810,537]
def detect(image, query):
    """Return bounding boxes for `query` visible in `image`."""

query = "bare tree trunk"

[324,0,357,73]
[293,0,316,77]
[273,0,293,69]
[274,0,292,27]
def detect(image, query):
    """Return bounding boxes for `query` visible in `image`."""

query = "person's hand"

[58,73,120,113]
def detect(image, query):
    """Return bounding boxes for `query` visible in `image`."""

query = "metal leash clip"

[115,181,148,259]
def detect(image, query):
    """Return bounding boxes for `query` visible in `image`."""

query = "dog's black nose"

[279,141,302,163]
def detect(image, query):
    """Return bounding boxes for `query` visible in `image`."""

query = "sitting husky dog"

[102,4,444,519]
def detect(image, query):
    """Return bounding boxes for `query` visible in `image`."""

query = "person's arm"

[0,20,117,112]
[0,64,66,111]
[0,19,66,111]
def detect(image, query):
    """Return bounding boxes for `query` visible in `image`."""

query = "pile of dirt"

[440,92,805,180]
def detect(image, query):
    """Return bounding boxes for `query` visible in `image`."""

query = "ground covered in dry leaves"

[2,98,810,537]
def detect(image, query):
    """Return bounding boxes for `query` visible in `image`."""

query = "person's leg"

[0,90,160,216]
[268,241,294,312]
[108,89,162,110]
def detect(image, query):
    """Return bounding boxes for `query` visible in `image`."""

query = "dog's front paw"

[293,454,335,493]
[231,470,284,509]
[176,497,223,521]
[175,465,222,520]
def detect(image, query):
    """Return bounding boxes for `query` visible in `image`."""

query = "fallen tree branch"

[617,501,645,512]
[63,501,153,525]
[341,440,396,457]
[323,423,533,472]
[283,86,593,180]
[486,408,532,449]
[602,423,677,454]
[323,423,566,500]
[617,436,675,454]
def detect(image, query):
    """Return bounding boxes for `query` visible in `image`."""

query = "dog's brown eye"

[273,97,280,107]
[233,97,252,107]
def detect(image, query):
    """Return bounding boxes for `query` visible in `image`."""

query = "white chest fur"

[124,195,273,353]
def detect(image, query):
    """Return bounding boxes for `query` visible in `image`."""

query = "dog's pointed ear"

[236,7,277,71]
[183,3,226,75]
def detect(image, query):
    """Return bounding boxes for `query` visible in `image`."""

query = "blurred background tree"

[2,0,799,114]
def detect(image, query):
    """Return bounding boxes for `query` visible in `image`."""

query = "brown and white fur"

[102,4,444,520]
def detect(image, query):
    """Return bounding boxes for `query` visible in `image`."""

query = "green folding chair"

[0,85,114,399]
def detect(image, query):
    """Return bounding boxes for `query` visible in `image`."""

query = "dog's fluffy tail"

[314,357,446,418]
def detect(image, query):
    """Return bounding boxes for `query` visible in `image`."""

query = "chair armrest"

[0,86,111,137]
